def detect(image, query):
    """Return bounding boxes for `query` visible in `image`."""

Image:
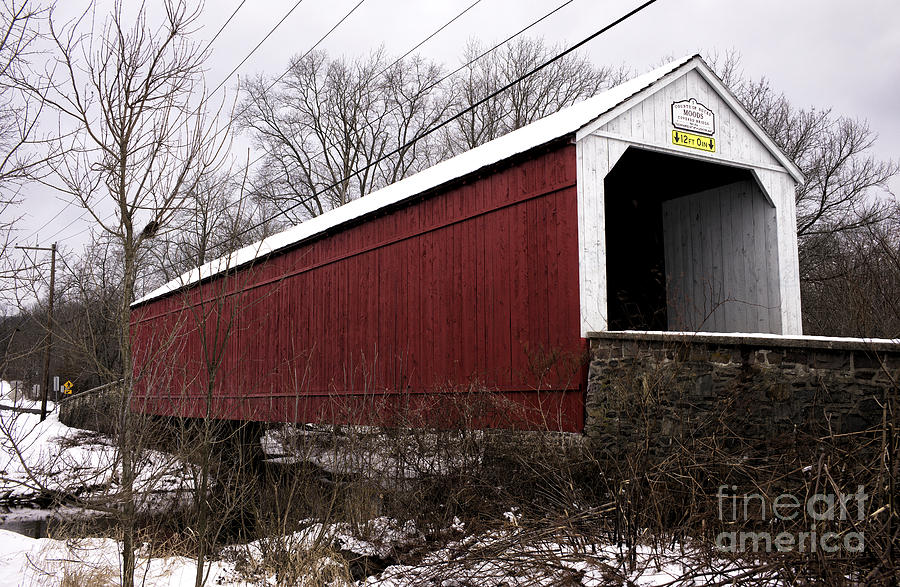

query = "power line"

[40,208,95,243]
[296,0,577,184]
[205,0,579,234]
[235,0,661,240]
[26,0,251,245]
[206,0,248,49]
[63,0,490,245]
[21,199,71,242]
[48,0,368,249]
[50,0,371,248]
[47,0,594,256]
[373,0,484,80]
[207,0,309,97]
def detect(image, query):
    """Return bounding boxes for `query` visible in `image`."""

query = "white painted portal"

[575,60,803,336]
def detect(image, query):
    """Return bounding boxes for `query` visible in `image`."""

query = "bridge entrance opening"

[604,147,782,333]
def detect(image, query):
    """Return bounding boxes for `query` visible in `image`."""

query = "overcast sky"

[12,0,900,259]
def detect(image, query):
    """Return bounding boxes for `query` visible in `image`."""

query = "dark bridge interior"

[604,147,757,331]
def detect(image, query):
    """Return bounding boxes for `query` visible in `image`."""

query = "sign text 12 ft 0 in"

[672,130,715,152]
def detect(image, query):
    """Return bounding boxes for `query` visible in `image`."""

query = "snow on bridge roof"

[133,55,697,307]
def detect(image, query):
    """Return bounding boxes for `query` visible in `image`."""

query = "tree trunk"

[119,241,137,587]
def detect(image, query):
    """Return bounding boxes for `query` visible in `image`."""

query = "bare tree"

[140,161,276,291]
[0,0,56,301]
[707,51,899,336]
[0,0,53,185]
[445,37,628,153]
[708,51,899,275]
[240,48,451,222]
[0,196,22,300]
[24,1,230,584]
[800,206,900,337]
[53,237,123,389]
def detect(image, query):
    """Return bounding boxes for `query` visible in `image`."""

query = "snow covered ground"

[0,398,192,505]
[0,394,757,585]
[0,530,240,587]
[0,516,758,586]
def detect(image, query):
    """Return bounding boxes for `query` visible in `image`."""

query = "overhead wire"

[372,0,484,80]
[203,0,580,235]
[52,0,655,262]
[233,0,662,240]
[36,0,305,245]
[206,0,308,98]
[28,0,252,245]
[65,0,494,245]
[50,0,371,247]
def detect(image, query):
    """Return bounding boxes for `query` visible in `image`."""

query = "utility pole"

[15,243,57,421]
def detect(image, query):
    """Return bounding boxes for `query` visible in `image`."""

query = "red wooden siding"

[130,142,586,432]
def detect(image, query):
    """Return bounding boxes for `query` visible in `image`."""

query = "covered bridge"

[130,55,803,433]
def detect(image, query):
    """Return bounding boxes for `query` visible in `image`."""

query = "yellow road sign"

[672,130,715,152]
[62,380,73,395]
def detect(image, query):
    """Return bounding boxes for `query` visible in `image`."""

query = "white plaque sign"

[671,98,715,135]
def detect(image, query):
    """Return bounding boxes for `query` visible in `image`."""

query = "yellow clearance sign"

[672,130,715,152]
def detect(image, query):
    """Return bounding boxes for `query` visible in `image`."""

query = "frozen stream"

[0,506,114,539]
[0,507,54,538]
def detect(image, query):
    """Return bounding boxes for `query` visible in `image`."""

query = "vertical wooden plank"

[664,196,685,330]
[522,195,537,382]
[716,184,731,332]
[630,102,643,141]
[578,135,609,335]
[461,185,478,382]
[728,183,747,332]
[556,182,579,350]
[428,196,443,386]
[441,205,455,383]
[509,193,528,384]
[407,214,421,389]
[451,214,463,381]
[695,193,712,329]
[474,181,487,382]
[661,200,674,329]
[575,137,589,335]
[394,225,407,388]
[764,190,782,332]
[424,200,437,390]
[706,191,725,331]
[536,183,551,351]
[494,179,512,387]
[654,78,670,145]
[328,262,338,390]
[341,250,351,389]
[312,259,322,392]
[606,107,621,135]
[482,175,497,386]
[750,188,769,333]
[740,181,759,331]
[350,239,363,393]
[379,245,394,391]
[545,179,562,358]
[641,98,655,144]
[675,195,693,330]
[687,193,700,331]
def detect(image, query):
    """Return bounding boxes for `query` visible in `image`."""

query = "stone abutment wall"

[585,332,900,460]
